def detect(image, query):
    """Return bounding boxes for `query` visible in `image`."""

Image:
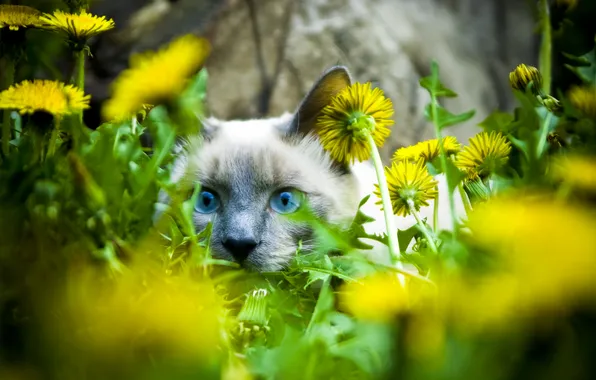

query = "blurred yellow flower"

[551,154,596,192]
[374,160,438,217]
[317,82,394,164]
[568,85,596,118]
[102,34,210,122]
[40,10,114,45]
[0,4,42,30]
[456,131,511,179]
[447,194,596,331]
[42,262,223,363]
[339,271,409,322]
[0,79,90,116]
[509,64,543,93]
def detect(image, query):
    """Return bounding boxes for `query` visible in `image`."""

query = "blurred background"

[3,0,596,159]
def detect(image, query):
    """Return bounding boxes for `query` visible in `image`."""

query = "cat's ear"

[288,65,352,137]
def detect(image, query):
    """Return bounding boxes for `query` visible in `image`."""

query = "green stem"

[366,133,401,266]
[1,59,15,157]
[536,112,552,158]
[457,182,473,215]
[46,126,59,159]
[75,50,86,123]
[539,0,552,95]
[408,200,438,254]
[432,185,439,231]
[431,98,458,236]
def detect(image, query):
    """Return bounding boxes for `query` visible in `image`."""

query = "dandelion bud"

[509,64,543,93]
[539,95,562,113]
[237,289,269,326]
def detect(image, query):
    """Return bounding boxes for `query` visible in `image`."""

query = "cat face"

[166,66,363,271]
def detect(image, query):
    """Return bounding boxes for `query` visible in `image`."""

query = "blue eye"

[270,189,302,214]
[195,190,220,214]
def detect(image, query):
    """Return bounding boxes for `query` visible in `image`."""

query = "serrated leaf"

[478,110,515,133]
[397,223,420,253]
[563,47,596,84]
[419,61,458,98]
[424,104,476,130]
[358,194,371,208]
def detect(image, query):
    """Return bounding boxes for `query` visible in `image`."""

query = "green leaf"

[424,104,476,130]
[444,158,466,194]
[563,47,596,84]
[419,61,458,98]
[478,110,515,133]
[181,68,209,103]
[397,222,419,253]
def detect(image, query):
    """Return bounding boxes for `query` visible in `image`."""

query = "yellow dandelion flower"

[453,194,596,330]
[0,4,43,31]
[40,10,115,45]
[551,155,596,191]
[0,79,90,116]
[393,136,461,163]
[392,144,422,162]
[416,136,461,162]
[455,131,511,179]
[374,160,438,217]
[316,82,394,164]
[339,271,409,323]
[568,85,596,118]
[509,64,543,93]
[102,34,211,122]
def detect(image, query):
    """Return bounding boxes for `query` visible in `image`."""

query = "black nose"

[222,238,259,262]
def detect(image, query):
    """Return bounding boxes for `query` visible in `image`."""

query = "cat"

[161,65,464,271]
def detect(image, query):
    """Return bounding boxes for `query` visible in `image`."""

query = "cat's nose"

[222,238,259,262]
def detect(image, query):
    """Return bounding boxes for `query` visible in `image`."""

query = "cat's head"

[166,66,363,271]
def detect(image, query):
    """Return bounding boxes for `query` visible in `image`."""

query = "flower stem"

[75,50,86,123]
[536,112,552,158]
[430,98,458,236]
[457,182,473,215]
[1,58,15,157]
[539,0,552,95]
[47,125,60,159]
[432,186,439,231]
[366,133,402,265]
[408,200,438,254]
